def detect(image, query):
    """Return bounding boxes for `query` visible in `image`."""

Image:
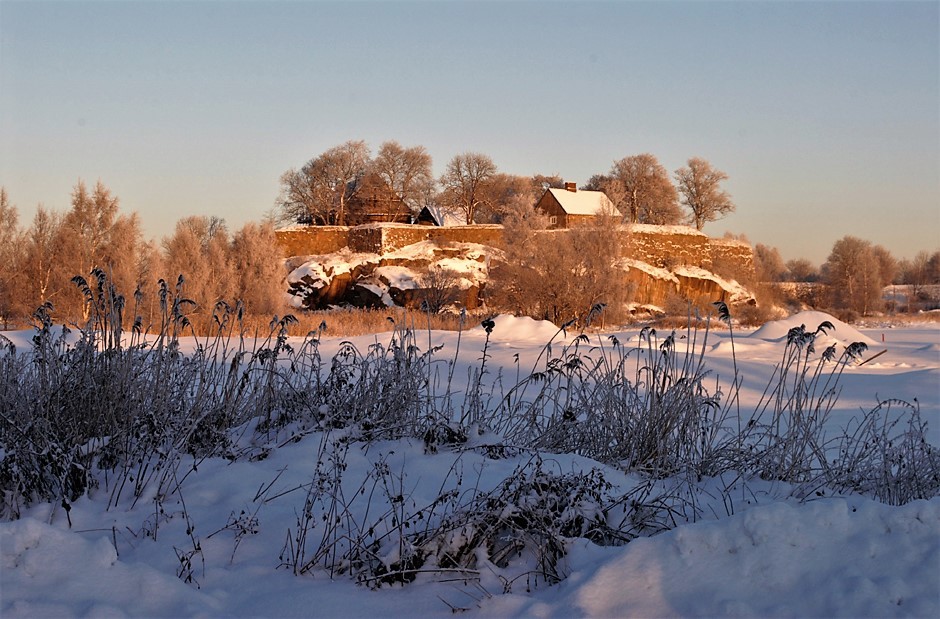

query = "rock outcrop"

[279,223,756,313]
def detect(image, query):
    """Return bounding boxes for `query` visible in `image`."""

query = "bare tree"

[417,266,462,313]
[605,154,681,225]
[229,221,286,316]
[439,152,497,224]
[899,250,933,305]
[675,157,735,230]
[162,216,235,316]
[21,206,67,311]
[0,188,24,327]
[753,243,787,282]
[490,201,627,326]
[785,258,819,282]
[823,236,888,316]
[277,140,371,225]
[371,141,434,217]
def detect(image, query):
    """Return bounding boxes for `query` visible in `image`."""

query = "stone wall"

[709,238,754,274]
[626,225,713,269]
[275,226,350,257]
[276,223,754,278]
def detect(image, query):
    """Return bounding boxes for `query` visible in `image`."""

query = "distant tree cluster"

[732,232,940,319]
[0,183,285,330]
[277,141,736,229]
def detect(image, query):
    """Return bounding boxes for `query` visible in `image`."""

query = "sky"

[1,0,937,265]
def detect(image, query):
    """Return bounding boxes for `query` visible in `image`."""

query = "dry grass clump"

[284,307,469,337]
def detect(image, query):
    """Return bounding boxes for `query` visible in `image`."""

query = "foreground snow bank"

[483,497,940,618]
[3,495,937,618]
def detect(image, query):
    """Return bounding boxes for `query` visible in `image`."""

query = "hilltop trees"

[439,152,498,224]
[675,158,736,230]
[277,140,371,225]
[277,142,740,231]
[372,141,434,214]
[586,154,681,225]
[277,140,438,225]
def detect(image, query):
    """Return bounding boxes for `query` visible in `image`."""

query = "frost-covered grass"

[1,280,938,617]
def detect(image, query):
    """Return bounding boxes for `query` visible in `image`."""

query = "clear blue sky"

[1,0,937,264]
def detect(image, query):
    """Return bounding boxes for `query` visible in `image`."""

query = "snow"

[621,257,679,282]
[2,315,939,618]
[630,223,707,236]
[673,265,753,304]
[374,266,420,290]
[751,310,879,347]
[470,314,569,343]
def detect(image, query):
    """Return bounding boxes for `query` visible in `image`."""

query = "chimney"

[565,182,577,192]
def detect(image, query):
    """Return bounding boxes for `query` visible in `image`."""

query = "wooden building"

[534,182,619,228]
[345,173,413,226]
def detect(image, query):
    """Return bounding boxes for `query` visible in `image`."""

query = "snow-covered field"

[2,312,939,618]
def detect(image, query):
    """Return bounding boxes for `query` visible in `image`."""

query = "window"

[549,216,558,225]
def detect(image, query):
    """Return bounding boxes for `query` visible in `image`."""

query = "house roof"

[417,204,464,227]
[545,188,616,216]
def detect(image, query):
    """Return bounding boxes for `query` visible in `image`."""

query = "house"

[344,173,413,226]
[534,182,619,229]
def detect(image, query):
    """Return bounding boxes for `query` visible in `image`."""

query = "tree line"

[277,140,736,229]
[749,237,940,319]
[0,184,284,330]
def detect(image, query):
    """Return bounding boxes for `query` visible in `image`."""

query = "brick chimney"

[565,182,577,192]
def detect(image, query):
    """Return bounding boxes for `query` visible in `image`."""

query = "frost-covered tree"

[823,236,890,316]
[603,154,681,225]
[56,180,143,318]
[371,141,434,215]
[162,216,235,317]
[490,202,627,325]
[229,221,285,316]
[0,188,25,327]
[439,152,497,224]
[675,158,735,231]
[753,244,787,282]
[277,140,371,225]
[20,206,67,311]
[785,258,819,283]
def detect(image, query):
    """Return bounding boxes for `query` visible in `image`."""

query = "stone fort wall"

[276,223,754,275]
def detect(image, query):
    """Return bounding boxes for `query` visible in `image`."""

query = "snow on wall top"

[630,223,706,236]
[548,188,616,216]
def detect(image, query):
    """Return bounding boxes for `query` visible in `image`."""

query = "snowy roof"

[545,188,616,216]
[417,204,464,227]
